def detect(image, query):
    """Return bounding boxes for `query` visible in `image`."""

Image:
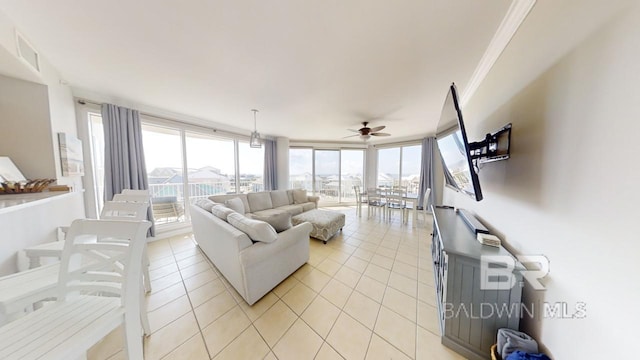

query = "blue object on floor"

[505,351,552,360]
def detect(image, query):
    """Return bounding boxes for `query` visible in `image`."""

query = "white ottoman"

[291,209,346,244]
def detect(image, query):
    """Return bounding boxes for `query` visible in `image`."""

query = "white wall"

[445,3,640,359]
[0,12,82,190]
[0,11,86,274]
[0,74,55,179]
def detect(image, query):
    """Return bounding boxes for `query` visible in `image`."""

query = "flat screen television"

[436,83,483,201]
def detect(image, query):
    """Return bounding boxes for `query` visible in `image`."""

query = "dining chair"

[367,188,387,220]
[16,201,153,334]
[418,188,432,225]
[0,219,151,360]
[353,185,363,217]
[387,188,408,223]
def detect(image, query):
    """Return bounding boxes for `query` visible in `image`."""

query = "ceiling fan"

[344,122,391,140]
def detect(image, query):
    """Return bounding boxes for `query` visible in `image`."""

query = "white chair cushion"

[292,189,307,204]
[224,197,245,214]
[227,213,278,243]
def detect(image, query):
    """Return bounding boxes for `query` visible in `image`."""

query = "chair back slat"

[112,193,150,203]
[58,219,151,307]
[101,201,149,221]
[121,189,150,196]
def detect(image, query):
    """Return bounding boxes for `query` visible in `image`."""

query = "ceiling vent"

[15,31,40,73]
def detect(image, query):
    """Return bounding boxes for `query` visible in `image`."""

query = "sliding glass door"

[238,142,264,193]
[142,124,186,226]
[185,132,235,200]
[289,148,313,192]
[290,147,365,204]
[377,144,422,194]
[340,150,364,202]
[314,150,340,203]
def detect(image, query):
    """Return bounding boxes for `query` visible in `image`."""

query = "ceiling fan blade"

[371,132,391,136]
[347,129,360,133]
[342,134,361,139]
[369,125,386,132]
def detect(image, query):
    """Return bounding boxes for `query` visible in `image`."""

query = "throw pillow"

[292,189,307,204]
[211,205,235,220]
[252,212,292,233]
[225,197,245,214]
[227,212,278,243]
[195,198,216,212]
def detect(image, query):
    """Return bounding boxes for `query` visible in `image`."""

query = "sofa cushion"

[270,190,289,208]
[252,208,287,217]
[209,194,250,214]
[211,205,236,220]
[302,202,316,212]
[292,189,308,204]
[276,204,304,216]
[225,197,245,214]
[252,212,292,233]
[247,192,273,213]
[286,190,295,205]
[195,198,217,212]
[227,212,278,243]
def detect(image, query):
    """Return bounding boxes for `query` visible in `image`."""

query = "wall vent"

[15,31,40,73]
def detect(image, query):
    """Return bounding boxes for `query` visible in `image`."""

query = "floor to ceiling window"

[81,107,269,234]
[377,144,422,193]
[142,123,187,226]
[340,149,364,202]
[185,133,236,199]
[314,150,340,202]
[238,142,264,193]
[290,147,365,204]
[87,112,105,215]
[289,148,313,192]
[400,145,422,194]
[377,147,401,187]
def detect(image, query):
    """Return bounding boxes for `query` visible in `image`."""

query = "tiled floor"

[88,207,466,360]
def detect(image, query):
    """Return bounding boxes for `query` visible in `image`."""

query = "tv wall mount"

[468,123,512,164]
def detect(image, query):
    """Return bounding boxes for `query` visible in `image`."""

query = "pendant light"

[249,109,262,148]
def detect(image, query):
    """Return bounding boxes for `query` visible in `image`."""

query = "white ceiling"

[0,0,512,142]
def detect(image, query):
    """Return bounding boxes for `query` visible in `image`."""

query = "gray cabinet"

[431,207,524,360]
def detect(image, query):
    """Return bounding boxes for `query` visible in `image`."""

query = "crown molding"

[460,0,537,108]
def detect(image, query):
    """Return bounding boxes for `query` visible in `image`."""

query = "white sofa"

[209,189,319,217]
[190,190,316,305]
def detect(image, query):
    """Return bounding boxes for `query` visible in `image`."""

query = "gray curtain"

[418,137,436,211]
[263,139,277,191]
[102,103,155,236]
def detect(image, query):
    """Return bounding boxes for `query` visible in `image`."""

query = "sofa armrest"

[239,222,312,266]
[307,195,320,208]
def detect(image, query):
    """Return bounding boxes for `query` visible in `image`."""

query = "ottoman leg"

[323,240,327,244]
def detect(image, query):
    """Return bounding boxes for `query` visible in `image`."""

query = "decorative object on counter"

[57,132,84,176]
[0,179,55,193]
[48,184,71,192]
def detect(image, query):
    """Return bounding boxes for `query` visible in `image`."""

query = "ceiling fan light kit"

[249,109,262,148]
[344,121,391,141]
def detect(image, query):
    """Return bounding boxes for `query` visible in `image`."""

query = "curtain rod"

[76,98,253,139]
